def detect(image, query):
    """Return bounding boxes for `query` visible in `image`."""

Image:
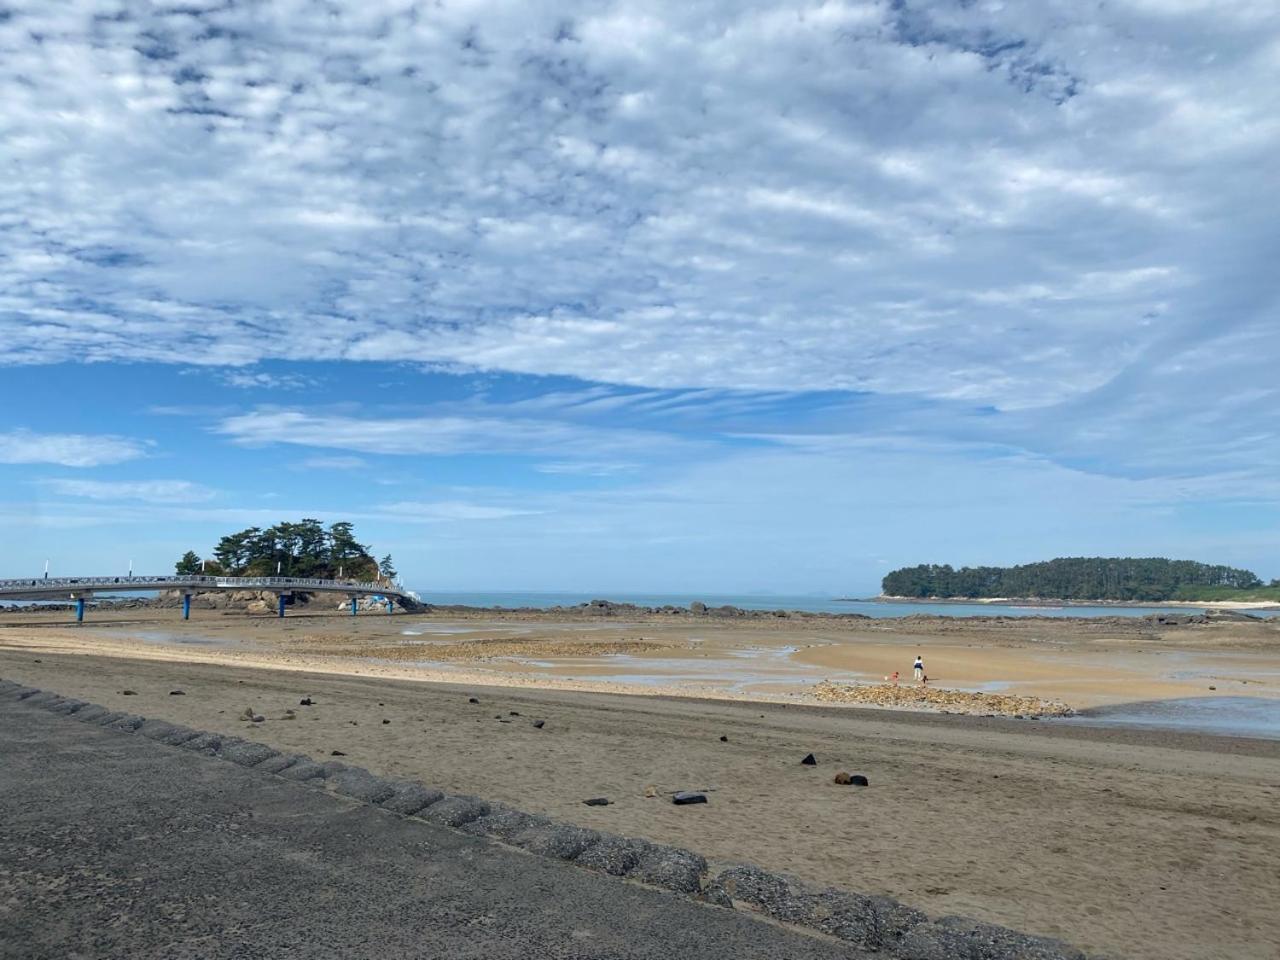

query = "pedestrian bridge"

[0,575,423,621]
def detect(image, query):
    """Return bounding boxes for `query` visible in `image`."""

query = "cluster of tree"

[175,520,396,583]
[881,557,1263,602]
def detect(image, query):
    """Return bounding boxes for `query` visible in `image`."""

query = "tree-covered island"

[175,520,396,583]
[881,557,1280,603]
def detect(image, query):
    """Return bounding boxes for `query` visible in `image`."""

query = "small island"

[880,556,1280,604]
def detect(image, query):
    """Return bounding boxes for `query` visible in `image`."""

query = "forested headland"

[174,520,396,583]
[881,557,1279,603]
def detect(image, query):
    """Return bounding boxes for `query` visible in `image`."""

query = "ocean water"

[1061,697,1280,740]
[408,590,1279,619]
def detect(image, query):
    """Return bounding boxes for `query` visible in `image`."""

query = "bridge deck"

[0,575,420,619]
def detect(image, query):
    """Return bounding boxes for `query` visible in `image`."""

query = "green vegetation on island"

[881,557,1276,603]
[176,520,394,583]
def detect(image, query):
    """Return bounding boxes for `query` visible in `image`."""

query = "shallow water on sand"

[1062,696,1280,739]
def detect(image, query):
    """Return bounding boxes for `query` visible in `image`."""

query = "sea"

[406,590,1280,619]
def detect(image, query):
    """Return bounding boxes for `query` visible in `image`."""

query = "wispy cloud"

[38,479,216,504]
[0,430,148,468]
[298,455,368,471]
[214,409,694,460]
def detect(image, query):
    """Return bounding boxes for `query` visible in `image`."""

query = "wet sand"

[3,608,1280,959]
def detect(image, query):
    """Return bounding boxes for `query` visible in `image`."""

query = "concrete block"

[47,699,87,715]
[420,795,489,828]
[138,719,180,741]
[108,714,146,732]
[894,916,1087,960]
[220,740,282,768]
[73,704,110,723]
[277,760,327,782]
[575,835,653,877]
[512,823,603,861]
[257,753,306,775]
[179,732,225,755]
[379,782,445,817]
[328,767,397,804]
[631,844,707,894]
[704,865,925,950]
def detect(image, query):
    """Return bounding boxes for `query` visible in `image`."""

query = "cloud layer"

[2,0,1275,419]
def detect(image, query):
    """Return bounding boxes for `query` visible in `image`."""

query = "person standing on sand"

[913,655,924,683]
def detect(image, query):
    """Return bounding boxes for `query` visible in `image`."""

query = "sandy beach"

[3,607,1279,959]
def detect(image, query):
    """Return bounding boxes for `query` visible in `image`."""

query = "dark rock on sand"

[122,690,137,696]
[583,797,610,806]
[801,753,817,766]
[672,791,707,805]
[169,690,185,696]
[299,697,314,706]
[532,719,545,729]
[468,697,479,704]
[330,750,346,756]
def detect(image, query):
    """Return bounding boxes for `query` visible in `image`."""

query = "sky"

[1,0,1277,594]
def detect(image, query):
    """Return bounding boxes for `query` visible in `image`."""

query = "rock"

[1209,685,1217,691]
[834,772,853,785]
[240,707,255,720]
[850,774,869,787]
[672,791,707,805]
[382,719,391,724]
[251,715,265,723]
[801,753,817,766]
[299,697,314,706]
[331,750,346,756]
[719,735,728,742]
[532,719,545,729]
[583,797,610,806]
[644,785,658,798]
[468,697,479,704]
[509,711,520,716]
[690,601,707,614]
[122,690,137,696]
[169,690,185,696]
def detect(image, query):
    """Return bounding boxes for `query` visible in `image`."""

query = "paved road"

[0,701,860,959]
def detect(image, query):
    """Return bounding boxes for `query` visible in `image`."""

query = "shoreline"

[868,594,1280,611]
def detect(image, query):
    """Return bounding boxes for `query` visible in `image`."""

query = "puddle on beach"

[1061,696,1280,740]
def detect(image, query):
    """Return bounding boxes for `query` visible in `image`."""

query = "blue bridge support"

[182,594,192,621]
[75,597,85,624]
[350,597,358,616]
[278,594,287,618]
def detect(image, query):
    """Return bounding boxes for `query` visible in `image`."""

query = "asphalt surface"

[0,700,862,959]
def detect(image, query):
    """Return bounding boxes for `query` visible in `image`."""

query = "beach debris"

[644,785,658,798]
[330,750,346,756]
[169,690,185,696]
[122,690,137,696]
[532,719,546,729]
[583,797,611,806]
[382,719,391,724]
[509,711,520,716]
[299,697,314,706]
[834,772,853,784]
[468,697,479,704]
[801,753,817,766]
[834,772,870,786]
[719,735,728,742]
[250,715,265,723]
[1209,685,1217,690]
[240,706,255,720]
[851,775,869,786]
[672,791,708,805]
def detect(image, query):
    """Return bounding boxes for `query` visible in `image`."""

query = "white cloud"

[0,430,148,467]
[376,500,542,522]
[38,478,216,504]
[0,0,1273,424]
[215,408,693,459]
[299,455,368,471]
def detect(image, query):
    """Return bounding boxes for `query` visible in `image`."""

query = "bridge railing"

[0,575,402,597]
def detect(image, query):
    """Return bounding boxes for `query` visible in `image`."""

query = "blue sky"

[1,1,1277,593]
